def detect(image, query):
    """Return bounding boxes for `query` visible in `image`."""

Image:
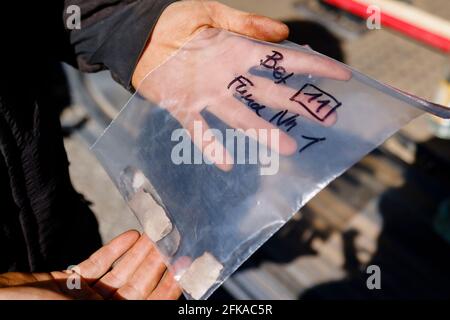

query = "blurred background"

[59,0,450,299]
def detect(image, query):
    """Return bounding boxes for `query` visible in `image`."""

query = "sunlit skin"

[0,231,182,300]
[133,1,351,171]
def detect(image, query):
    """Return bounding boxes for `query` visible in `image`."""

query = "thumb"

[204,1,289,42]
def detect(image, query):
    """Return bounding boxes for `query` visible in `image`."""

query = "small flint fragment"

[121,166,174,243]
[179,252,223,300]
[128,191,172,242]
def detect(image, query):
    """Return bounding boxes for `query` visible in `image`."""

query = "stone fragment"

[128,191,172,242]
[179,252,223,300]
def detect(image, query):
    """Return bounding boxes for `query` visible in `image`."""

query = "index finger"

[76,230,140,283]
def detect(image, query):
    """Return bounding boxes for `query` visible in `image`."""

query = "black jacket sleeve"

[63,0,177,91]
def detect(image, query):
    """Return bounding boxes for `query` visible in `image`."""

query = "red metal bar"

[324,0,450,52]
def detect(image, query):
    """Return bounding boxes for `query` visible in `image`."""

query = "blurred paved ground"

[64,137,141,242]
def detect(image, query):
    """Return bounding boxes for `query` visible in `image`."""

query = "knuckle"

[244,13,258,28]
[107,268,126,287]
[87,254,103,275]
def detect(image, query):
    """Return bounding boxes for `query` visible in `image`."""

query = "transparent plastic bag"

[91,29,449,300]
